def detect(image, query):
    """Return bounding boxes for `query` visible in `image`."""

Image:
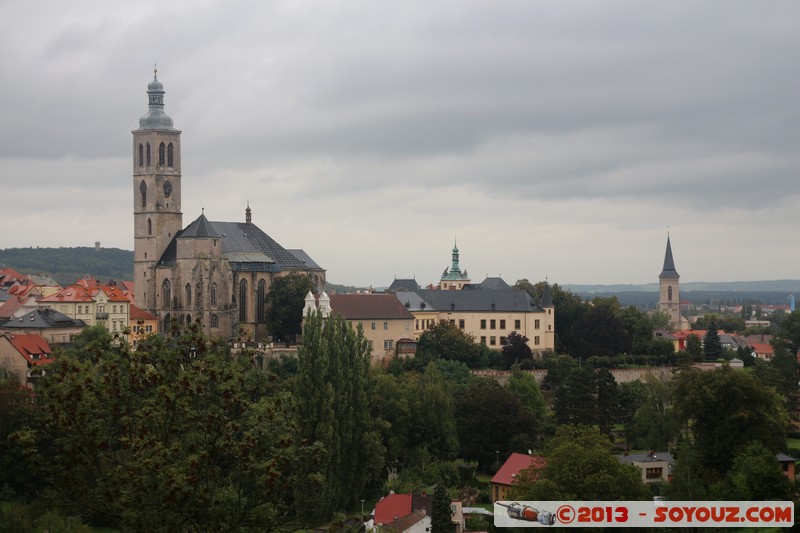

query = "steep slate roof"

[2,309,85,329]
[659,236,680,280]
[330,293,414,320]
[387,278,421,292]
[4,333,53,366]
[470,277,510,290]
[157,215,317,273]
[491,452,546,486]
[287,249,323,270]
[397,289,542,312]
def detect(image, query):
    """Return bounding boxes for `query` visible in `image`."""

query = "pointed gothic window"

[140,180,147,208]
[239,279,248,322]
[186,314,191,325]
[257,279,267,322]
[210,314,219,328]
[210,282,217,307]
[167,143,174,167]
[668,286,673,301]
[162,279,171,310]
[146,143,151,166]
[185,283,192,308]
[158,142,165,166]
[138,144,144,166]
[147,218,152,235]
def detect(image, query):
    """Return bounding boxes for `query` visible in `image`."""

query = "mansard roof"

[1,308,86,329]
[396,288,542,313]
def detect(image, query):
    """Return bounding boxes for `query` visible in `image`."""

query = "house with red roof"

[490,452,546,502]
[0,333,54,388]
[130,304,159,342]
[38,276,130,336]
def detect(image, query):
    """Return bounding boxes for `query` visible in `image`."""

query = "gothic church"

[133,72,325,340]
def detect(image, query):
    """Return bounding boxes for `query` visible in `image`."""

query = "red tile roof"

[330,293,414,320]
[491,452,546,486]
[130,304,157,321]
[374,493,413,525]
[38,283,131,304]
[751,343,773,355]
[5,333,53,366]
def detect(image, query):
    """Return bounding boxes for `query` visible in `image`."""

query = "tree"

[511,426,649,501]
[514,280,587,355]
[571,297,631,358]
[416,322,485,367]
[501,331,533,368]
[294,310,384,521]
[703,320,723,360]
[629,373,679,451]
[431,484,454,533]
[21,324,306,530]
[506,368,547,426]
[594,368,619,438]
[552,366,596,427]
[716,442,793,500]
[264,272,314,342]
[673,366,787,474]
[456,379,537,470]
[685,333,703,362]
[774,310,800,356]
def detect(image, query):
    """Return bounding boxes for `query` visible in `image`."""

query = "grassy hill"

[0,247,134,287]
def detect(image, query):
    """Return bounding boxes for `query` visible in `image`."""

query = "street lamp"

[361,499,365,522]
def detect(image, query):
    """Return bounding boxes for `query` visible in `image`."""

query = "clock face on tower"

[163,180,173,197]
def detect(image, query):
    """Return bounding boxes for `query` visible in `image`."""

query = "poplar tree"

[294,310,384,521]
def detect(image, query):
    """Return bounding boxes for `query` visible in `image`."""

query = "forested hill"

[0,247,133,286]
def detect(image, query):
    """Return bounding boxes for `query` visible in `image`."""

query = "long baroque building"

[133,71,324,340]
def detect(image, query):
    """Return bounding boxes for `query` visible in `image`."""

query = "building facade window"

[238,279,247,322]
[147,218,152,235]
[459,319,465,329]
[161,279,171,310]
[257,279,266,322]
[210,314,218,328]
[138,143,144,166]
[535,319,540,329]
[383,340,394,350]
[645,467,662,480]
[668,286,673,301]
[480,319,486,329]
[500,319,506,329]
[514,319,521,329]
[146,143,151,166]
[371,322,376,330]
[534,335,540,345]
[490,319,496,329]
[185,283,192,308]
[490,336,497,346]
[158,142,165,166]
[383,321,388,330]
[500,336,507,345]
[210,283,217,307]
[167,142,174,167]
[480,336,486,344]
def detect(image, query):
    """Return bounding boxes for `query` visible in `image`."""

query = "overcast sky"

[1,0,798,287]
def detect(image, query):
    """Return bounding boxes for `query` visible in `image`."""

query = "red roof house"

[0,333,54,388]
[490,452,546,502]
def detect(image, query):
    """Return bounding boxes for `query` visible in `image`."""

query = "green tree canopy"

[294,310,384,521]
[673,366,787,474]
[511,426,650,501]
[703,320,723,360]
[265,272,314,342]
[20,325,306,530]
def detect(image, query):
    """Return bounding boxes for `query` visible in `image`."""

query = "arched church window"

[185,283,192,308]
[210,283,217,307]
[167,143,174,167]
[186,314,191,325]
[668,286,673,301]
[147,218,152,235]
[162,279,172,310]
[210,314,219,328]
[146,143,151,166]
[257,279,267,322]
[239,279,248,322]
[138,144,144,166]
[158,142,165,166]
[140,180,147,208]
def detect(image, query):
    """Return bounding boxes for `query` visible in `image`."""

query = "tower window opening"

[138,144,144,166]
[147,218,152,235]
[146,143,151,166]
[162,279,172,310]
[668,286,673,301]
[140,180,147,208]
[239,279,248,322]
[167,143,174,167]
[158,142,165,166]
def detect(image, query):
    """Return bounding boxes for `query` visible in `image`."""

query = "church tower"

[658,235,682,330]
[132,68,183,309]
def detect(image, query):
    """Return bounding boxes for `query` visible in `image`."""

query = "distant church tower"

[658,235,682,330]
[132,68,183,309]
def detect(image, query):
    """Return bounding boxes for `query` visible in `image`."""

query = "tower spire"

[659,235,679,279]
